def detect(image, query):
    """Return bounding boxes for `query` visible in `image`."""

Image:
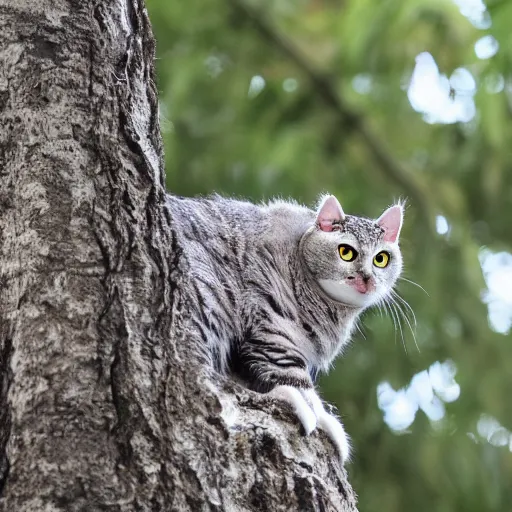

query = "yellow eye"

[373,251,390,268]
[339,244,357,262]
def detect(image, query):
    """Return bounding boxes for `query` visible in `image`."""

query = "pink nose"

[348,275,374,294]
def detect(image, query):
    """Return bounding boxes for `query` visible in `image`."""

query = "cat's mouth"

[346,275,375,295]
[317,278,376,308]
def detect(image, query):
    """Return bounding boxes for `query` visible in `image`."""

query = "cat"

[168,193,404,463]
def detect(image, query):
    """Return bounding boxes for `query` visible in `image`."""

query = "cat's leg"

[235,326,350,463]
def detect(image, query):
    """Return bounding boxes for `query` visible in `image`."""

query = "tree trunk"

[0,1,358,510]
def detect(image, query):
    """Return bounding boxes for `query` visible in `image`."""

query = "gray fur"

[167,193,403,459]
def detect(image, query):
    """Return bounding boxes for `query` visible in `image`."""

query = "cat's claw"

[313,405,351,463]
[270,385,351,464]
[270,385,317,435]
[302,388,351,463]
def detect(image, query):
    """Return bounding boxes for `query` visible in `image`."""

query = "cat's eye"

[373,251,390,268]
[339,244,357,262]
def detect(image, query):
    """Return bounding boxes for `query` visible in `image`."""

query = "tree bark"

[0,1,358,510]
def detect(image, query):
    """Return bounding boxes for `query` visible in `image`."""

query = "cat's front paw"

[269,385,318,435]
[270,385,351,464]
[312,404,351,463]
[302,388,351,463]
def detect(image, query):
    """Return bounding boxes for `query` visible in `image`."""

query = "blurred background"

[146,0,512,509]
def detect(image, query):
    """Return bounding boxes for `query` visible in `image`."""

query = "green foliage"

[147,0,512,509]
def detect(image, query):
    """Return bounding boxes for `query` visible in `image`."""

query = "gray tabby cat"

[169,194,404,463]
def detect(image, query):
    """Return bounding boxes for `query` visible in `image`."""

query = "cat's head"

[301,195,404,309]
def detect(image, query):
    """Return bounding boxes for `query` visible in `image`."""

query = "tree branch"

[229,0,433,228]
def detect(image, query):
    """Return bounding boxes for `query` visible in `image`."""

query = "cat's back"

[168,194,264,242]
[168,194,315,248]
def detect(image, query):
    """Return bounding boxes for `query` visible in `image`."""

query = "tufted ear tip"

[377,205,403,243]
[316,195,345,232]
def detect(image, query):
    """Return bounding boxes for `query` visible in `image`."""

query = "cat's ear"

[377,205,403,243]
[316,195,345,232]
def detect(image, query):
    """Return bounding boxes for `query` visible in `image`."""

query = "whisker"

[381,300,394,343]
[375,299,386,319]
[399,277,430,297]
[390,295,420,354]
[389,299,408,355]
[355,319,367,340]
[391,290,417,327]
[384,298,403,352]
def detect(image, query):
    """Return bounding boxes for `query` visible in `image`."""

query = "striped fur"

[168,194,403,462]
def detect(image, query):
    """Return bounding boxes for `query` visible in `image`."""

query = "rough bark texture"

[0,0,358,510]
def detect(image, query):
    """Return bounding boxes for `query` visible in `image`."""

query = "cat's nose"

[361,273,371,283]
